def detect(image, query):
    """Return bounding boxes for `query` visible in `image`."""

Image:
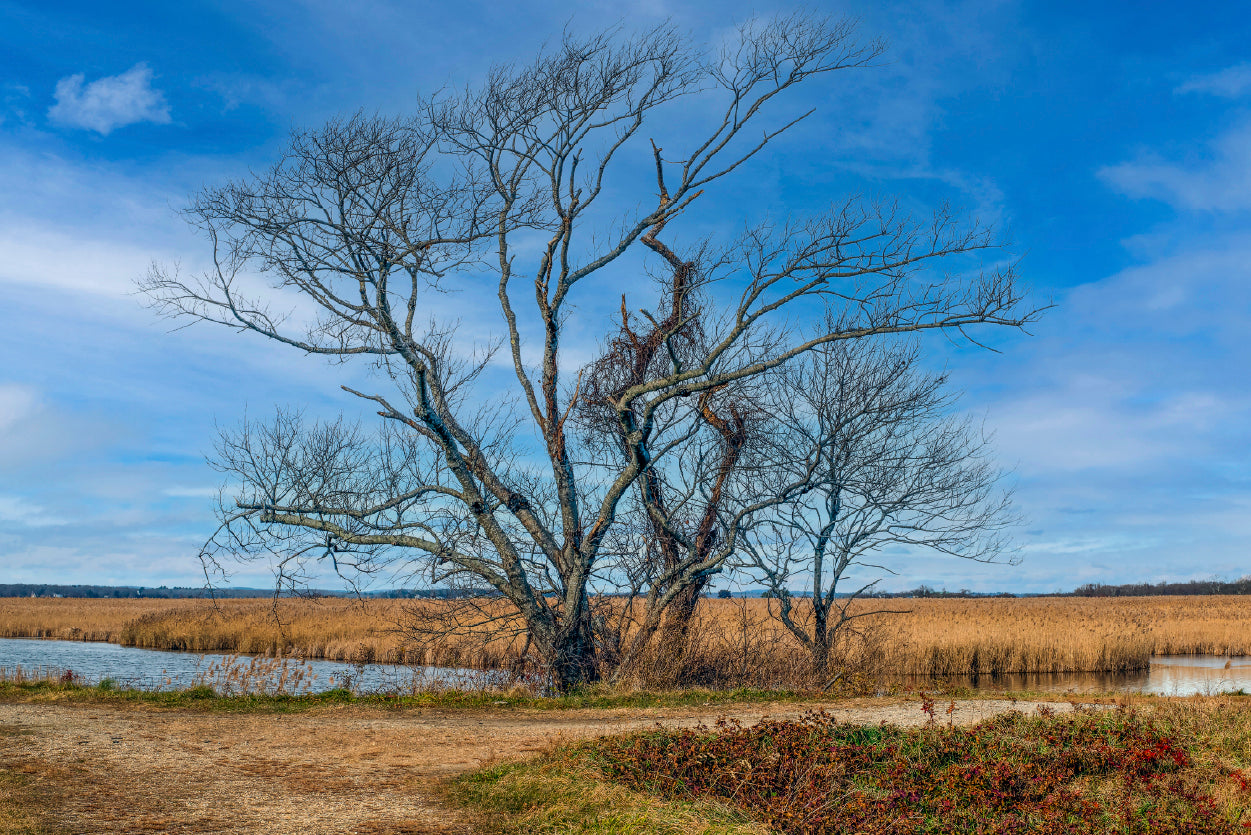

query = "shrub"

[583,709,1249,834]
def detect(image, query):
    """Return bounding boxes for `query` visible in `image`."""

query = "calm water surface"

[0,637,501,694]
[3,638,1251,696]
[898,655,1251,697]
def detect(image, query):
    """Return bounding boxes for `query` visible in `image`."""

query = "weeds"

[576,708,1251,834]
[0,671,822,713]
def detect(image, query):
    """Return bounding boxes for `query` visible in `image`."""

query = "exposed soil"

[0,697,1090,834]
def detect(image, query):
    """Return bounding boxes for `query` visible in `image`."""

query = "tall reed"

[3,595,1250,681]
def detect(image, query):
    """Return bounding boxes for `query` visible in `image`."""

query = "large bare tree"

[142,15,1037,691]
[736,330,1018,680]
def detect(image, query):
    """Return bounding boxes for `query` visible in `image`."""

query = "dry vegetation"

[4,595,1250,685]
[458,696,1251,835]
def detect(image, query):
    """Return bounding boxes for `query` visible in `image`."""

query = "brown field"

[3,595,1251,682]
[0,694,1101,834]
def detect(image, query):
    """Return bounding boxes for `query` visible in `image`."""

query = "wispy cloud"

[1177,63,1251,97]
[0,82,31,127]
[992,384,1235,474]
[163,486,220,499]
[0,224,158,295]
[48,63,171,135]
[1099,120,1251,211]
[0,495,69,527]
[0,384,37,432]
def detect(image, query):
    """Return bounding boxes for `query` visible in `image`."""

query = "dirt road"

[0,697,1086,834]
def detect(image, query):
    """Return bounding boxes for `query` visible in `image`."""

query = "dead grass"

[0,771,61,835]
[0,597,522,668]
[0,598,187,643]
[3,595,1251,681]
[0,724,65,835]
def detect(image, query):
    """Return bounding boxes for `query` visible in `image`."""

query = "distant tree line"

[1071,578,1251,597]
[0,584,495,600]
[865,585,1020,599]
[10,579,1246,600]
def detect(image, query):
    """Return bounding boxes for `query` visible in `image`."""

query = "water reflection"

[0,637,501,694]
[911,655,1251,697]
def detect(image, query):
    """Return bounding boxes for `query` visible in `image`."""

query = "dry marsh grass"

[2,595,1250,681]
[0,596,522,669]
[0,597,185,643]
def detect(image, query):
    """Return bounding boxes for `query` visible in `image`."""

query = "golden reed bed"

[2,596,1249,677]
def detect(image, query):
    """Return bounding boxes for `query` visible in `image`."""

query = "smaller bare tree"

[737,329,1017,682]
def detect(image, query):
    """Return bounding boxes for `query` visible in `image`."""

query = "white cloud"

[0,82,31,127]
[984,239,1251,476]
[1177,64,1251,98]
[1019,534,1152,557]
[0,384,38,432]
[163,486,221,499]
[0,496,69,527]
[1099,120,1251,212]
[48,63,171,135]
[0,224,155,295]
[991,385,1236,474]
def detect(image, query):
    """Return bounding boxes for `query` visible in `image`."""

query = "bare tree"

[736,330,1018,681]
[141,15,1037,691]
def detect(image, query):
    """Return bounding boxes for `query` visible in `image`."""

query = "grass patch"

[0,679,825,714]
[446,759,770,834]
[0,770,63,835]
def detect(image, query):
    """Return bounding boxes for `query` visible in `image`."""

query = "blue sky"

[0,0,1247,592]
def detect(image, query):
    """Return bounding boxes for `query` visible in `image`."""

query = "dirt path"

[0,697,1089,834]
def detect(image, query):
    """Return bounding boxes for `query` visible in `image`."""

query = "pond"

[3,638,1251,696]
[899,655,1251,697]
[0,637,504,695]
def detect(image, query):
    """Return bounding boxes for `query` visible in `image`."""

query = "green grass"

[447,759,769,835]
[0,679,826,713]
[0,673,1138,714]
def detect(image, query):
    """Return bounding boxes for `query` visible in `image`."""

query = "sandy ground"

[0,696,1092,834]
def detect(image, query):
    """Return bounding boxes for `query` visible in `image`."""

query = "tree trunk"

[658,577,709,652]
[544,615,600,693]
[810,605,832,677]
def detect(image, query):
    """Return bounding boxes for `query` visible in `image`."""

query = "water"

[0,637,503,694]
[4,638,1251,696]
[904,655,1251,697]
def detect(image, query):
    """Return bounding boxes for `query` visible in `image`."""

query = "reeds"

[186,653,320,696]
[0,597,181,642]
[0,665,81,685]
[3,594,1250,682]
